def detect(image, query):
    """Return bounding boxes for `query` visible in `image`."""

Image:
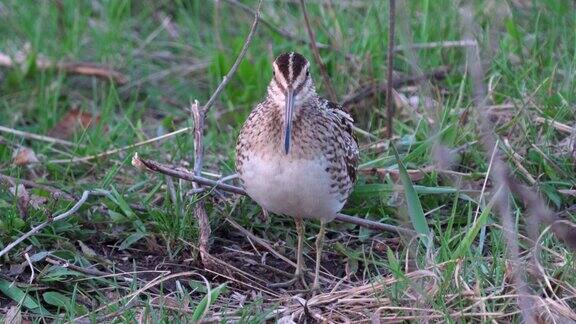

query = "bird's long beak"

[283,88,295,154]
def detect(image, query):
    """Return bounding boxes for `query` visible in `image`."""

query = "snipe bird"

[236,52,359,290]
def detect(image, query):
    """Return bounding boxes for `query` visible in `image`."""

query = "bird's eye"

[306,69,310,76]
[272,70,276,76]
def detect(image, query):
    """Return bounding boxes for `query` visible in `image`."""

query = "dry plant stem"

[0,174,77,201]
[225,217,296,267]
[0,125,81,148]
[0,52,127,85]
[461,8,533,321]
[222,0,330,50]
[133,154,416,236]
[386,0,396,139]
[47,127,191,164]
[45,256,135,284]
[533,117,574,134]
[0,190,107,258]
[340,66,450,108]
[190,101,211,264]
[393,39,477,52]
[299,0,338,102]
[74,271,198,322]
[186,0,261,265]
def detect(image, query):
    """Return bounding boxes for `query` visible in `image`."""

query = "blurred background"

[0,0,575,322]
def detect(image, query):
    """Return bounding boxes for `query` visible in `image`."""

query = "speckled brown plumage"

[235,51,359,290]
[236,53,358,220]
[237,97,358,194]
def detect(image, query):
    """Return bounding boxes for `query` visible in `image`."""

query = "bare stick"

[190,101,211,264]
[203,0,262,114]
[0,52,127,85]
[386,0,396,138]
[300,0,338,102]
[132,154,415,235]
[0,190,107,258]
[132,154,245,194]
[47,127,191,164]
[0,125,81,147]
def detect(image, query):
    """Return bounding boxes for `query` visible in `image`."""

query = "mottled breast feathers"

[236,97,359,203]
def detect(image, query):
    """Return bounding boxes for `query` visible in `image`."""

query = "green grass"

[1,0,575,322]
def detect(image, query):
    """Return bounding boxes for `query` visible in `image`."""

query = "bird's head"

[267,52,316,154]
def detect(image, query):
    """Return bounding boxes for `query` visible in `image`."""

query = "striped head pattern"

[268,52,316,109]
[267,52,317,154]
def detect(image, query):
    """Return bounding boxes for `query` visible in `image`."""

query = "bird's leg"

[294,216,308,288]
[312,219,326,292]
[270,217,308,288]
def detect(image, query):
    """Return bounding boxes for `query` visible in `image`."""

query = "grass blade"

[392,144,431,247]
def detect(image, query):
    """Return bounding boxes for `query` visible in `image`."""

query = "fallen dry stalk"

[132,153,415,236]
[46,127,191,164]
[0,52,128,85]
[0,125,82,148]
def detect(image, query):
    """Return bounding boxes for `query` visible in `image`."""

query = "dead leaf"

[28,194,47,210]
[3,306,22,324]
[78,240,97,258]
[9,184,30,219]
[12,147,39,166]
[47,108,103,139]
[556,130,576,160]
[9,262,26,276]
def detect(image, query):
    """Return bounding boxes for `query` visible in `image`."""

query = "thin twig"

[0,190,107,258]
[132,154,415,235]
[132,154,245,194]
[386,0,396,138]
[45,256,134,283]
[46,127,191,164]
[0,52,128,85]
[0,125,81,148]
[300,0,338,102]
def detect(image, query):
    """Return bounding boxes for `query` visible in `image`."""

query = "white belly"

[241,156,343,221]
